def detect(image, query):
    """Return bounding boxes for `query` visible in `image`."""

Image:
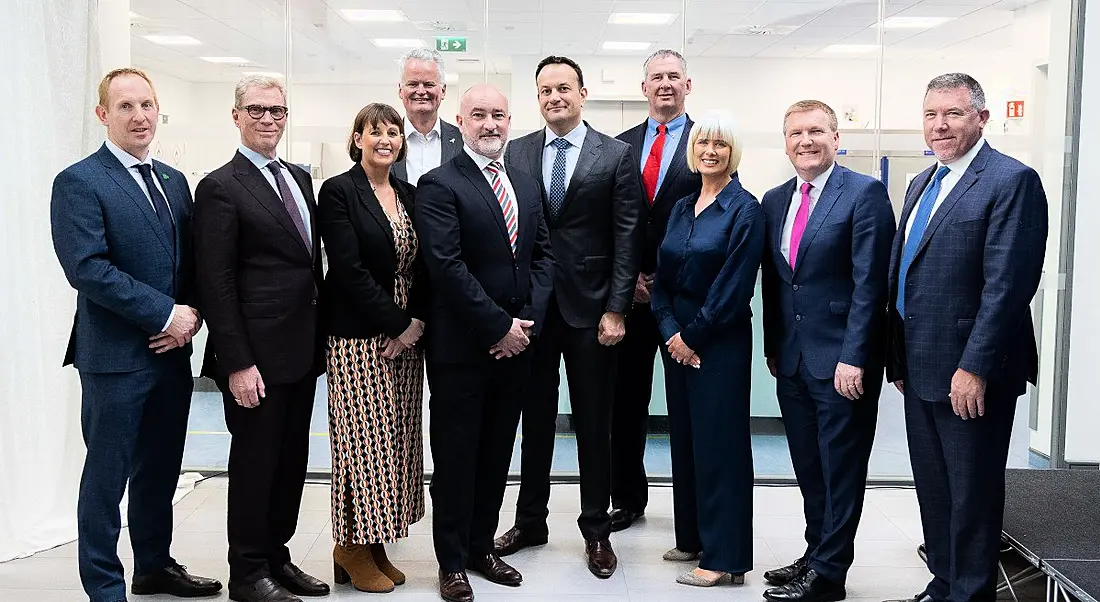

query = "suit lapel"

[393,160,408,182]
[773,178,797,280]
[457,153,512,251]
[793,166,844,274]
[350,164,395,248]
[913,144,991,260]
[232,152,312,259]
[96,145,174,258]
[559,127,602,217]
[441,121,462,162]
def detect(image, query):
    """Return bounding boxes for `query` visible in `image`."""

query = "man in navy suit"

[760,100,896,602]
[886,73,1047,602]
[51,68,221,602]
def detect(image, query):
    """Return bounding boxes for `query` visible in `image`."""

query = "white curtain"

[0,0,101,561]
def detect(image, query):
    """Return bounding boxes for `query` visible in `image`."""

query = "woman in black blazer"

[318,103,428,593]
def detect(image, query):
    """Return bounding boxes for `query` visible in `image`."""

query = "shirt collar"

[465,144,502,171]
[105,138,152,169]
[647,113,688,136]
[544,122,588,149]
[797,161,836,193]
[239,144,281,170]
[405,116,442,140]
[939,137,985,175]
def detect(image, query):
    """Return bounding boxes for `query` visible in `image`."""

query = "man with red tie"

[610,49,701,532]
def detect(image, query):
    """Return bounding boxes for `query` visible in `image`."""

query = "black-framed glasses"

[242,104,288,120]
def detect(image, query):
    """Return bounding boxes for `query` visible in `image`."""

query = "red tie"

[642,124,667,205]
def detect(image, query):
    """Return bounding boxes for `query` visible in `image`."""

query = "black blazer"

[393,119,463,183]
[318,163,427,340]
[505,123,643,328]
[413,150,554,364]
[194,151,325,384]
[618,116,702,275]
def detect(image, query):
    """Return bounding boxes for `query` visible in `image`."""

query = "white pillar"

[98,0,130,71]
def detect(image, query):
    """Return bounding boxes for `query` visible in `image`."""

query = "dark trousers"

[77,354,193,602]
[515,301,618,542]
[905,387,1016,602]
[220,373,317,583]
[662,321,754,574]
[428,356,528,572]
[776,359,879,584]
[609,303,660,513]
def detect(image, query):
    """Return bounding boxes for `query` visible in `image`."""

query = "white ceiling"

[129,0,1044,83]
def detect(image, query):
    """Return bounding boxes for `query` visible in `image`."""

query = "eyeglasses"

[241,104,289,120]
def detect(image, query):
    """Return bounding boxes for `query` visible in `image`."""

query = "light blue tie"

[897,165,952,316]
[548,138,571,218]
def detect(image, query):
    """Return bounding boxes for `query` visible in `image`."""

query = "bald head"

[457,84,511,159]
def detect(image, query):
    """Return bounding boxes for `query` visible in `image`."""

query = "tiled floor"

[1,478,934,602]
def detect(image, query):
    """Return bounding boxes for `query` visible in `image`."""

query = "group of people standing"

[51,43,1047,602]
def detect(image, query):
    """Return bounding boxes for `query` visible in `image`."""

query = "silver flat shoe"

[663,548,702,561]
[676,569,745,586]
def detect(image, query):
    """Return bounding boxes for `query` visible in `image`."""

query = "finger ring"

[234,398,241,402]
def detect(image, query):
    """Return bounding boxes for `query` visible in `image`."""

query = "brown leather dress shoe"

[438,570,474,602]
[585,539,618,578]
[493,526,548,557]
[467,553,522,586]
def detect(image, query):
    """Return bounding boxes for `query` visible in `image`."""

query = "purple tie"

[789,181,812,269]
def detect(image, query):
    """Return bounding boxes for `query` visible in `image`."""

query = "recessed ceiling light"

[602,41,652,51]
[881,16,953,29]
[244,71,284,78]
[821,44,878,53]
[144,34,203,46]
[339,9,407,22]
[371,38,425,48]
[200,56,252,64]
[608,13,676,25]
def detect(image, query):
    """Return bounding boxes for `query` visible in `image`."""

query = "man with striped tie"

[414,83,554,602]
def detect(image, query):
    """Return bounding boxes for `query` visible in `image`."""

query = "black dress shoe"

[883,592,935,602]
[764,569,846,602]
[493,526,548,557]
[585,539,618,578]
[764,557,809,586]
[468,553,522,586]
[609,509,645,532]
[439,570,474,602]
[131,563,223,597]
[917,544,928,564]
[228,577,302,602]
[273,562,329,596]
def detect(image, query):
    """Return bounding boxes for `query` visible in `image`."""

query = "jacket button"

[795,314,802,322]
[793,284,800,291]
[510,297,518,304]
[310,299,317,306]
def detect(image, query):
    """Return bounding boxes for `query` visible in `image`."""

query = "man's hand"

[598,312,626,346]
[767,357,778,378]
[397,318,425,348]
[229,365,266,409]
[893,380,905,394]
[149,305,201,353]
[834,362,865,400]
[490,318,534,359]
[666,333,699,368]
[380,337,409,360]
[633,273,654,304]
[950,368,986,419]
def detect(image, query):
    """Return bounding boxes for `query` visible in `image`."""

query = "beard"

[466,132,506,158]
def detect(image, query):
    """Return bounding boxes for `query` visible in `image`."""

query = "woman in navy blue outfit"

[651,111,765,587]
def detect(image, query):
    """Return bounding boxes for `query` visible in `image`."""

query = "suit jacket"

[617,116,702,275]
[413,150,554,364]
[51,143,196,373]
[393,119,462,183]
[317,163,428,339]
[505,123,643,328]
[886,142,1048,401]
[194,151,325,385]
[761,165,896,380]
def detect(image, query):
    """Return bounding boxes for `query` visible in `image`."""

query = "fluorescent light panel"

[200,56,252,64]
[881,16,953,29]
[821,44,878,53]
[144,34,203,46]
[244,71,284,78]
[371,38,425,48]
[602,41,652,51]
[339,9,407,22]
[608,13,676,25]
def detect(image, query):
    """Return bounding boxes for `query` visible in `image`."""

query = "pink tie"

[789,182,812,269]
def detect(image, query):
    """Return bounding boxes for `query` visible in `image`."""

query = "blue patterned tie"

[547,137,571,218]
[897,165,952,316]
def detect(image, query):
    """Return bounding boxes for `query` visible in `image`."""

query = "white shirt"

[465,144,520,223]
[404,117,442,185]
[781,162,836,264]
[903,138,986,240]
[237,144,312,247]
[541,122,587,193]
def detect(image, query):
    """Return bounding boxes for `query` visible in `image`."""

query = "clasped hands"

[149,304,201,353]
[665,333,701,369]
[380,318,425,360]
[490,318,535,359]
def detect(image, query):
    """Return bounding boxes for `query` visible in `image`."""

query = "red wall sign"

[1006,100,1025,119]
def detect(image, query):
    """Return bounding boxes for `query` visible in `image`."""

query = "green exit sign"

[435,37,467,52]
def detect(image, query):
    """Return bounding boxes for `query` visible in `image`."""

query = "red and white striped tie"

[486,161,518,255]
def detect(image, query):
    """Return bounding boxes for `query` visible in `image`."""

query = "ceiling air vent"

[729,25,801,36]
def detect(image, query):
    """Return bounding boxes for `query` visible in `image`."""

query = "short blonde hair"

[98,68,158,108]
[783,100,838,132]
[685,111,743,177]
[234,75,286,109]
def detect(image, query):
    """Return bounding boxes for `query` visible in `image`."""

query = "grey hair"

[926,73,986,111]
[398,48,447,83]
[643,49,688,79]
[234,75,286,108]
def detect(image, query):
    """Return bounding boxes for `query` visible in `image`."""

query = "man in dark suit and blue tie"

[886,73,1048,602]
[760,100,896,602]
[51,68,221,602]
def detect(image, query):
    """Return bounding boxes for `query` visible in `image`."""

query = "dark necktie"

[266,161,312,254]
[135,163,175,258]
[897,165,952,315]
[642,123,667,205]
[547,138,571,219]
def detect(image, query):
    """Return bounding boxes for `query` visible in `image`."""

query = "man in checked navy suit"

[885,73,1047,602]
[51,68,222,602]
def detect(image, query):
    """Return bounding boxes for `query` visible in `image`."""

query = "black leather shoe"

[917,543,928,564]
[609,509,645,532]
[439,570,474,602]
[468,553,522,586]
[273,562,329,596]
[493,526,548,557]
[228,577,302,602]
[585,539,618,578]
[764,569,846,602]
[131,563,223,597]
[883,592,934,602]
[764,557,809,586]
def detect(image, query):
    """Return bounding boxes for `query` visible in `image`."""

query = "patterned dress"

[326,198,425,545]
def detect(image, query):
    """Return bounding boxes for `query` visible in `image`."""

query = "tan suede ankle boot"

[333,543,395,593]
[370,543,406,586]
